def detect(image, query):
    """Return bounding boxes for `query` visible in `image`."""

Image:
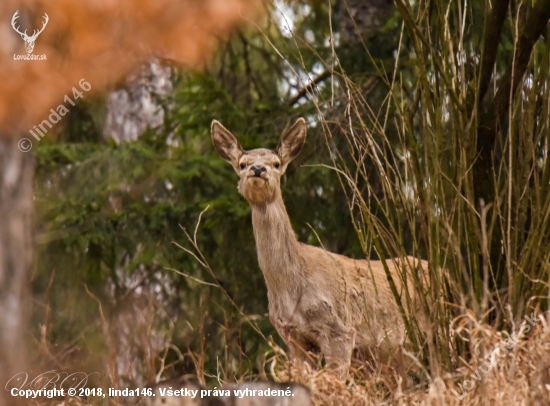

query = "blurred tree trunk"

[339,0,393,42]
[0,137,33,406]
[105,59,172,143]
[471,0,550,297]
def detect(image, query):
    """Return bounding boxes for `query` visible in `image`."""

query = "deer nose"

[250,165,266,177]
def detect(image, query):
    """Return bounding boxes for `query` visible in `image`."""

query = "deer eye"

[240,163,246,170]
[274,163,280,169]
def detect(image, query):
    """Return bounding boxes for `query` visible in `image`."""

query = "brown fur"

[211,118,426,372]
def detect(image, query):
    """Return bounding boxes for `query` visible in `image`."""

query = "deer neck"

[250,195,303,292]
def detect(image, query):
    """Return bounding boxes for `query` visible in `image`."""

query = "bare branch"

[475,0,511,108]
[288,70,331,106]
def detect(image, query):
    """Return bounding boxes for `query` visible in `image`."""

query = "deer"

[211,118,426,375]
[11,11,49,54]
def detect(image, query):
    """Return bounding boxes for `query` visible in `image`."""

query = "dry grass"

[269,311,550,406]
[33,310,550,405]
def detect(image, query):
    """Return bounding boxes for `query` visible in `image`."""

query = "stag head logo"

[11,10,49,54]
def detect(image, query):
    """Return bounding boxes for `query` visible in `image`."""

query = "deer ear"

[276,118,307,170]
[211,120,244,170]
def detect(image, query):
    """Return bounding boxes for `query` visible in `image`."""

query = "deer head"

[211,119,307,205]
[11,11,49,54]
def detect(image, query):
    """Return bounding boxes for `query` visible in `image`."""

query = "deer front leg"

[270,316,312,369]
[319,331,354,378]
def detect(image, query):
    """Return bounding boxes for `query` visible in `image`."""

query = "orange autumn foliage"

[0,0,263,136]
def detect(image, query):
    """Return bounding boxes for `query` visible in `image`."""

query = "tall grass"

[270,0,550,379]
